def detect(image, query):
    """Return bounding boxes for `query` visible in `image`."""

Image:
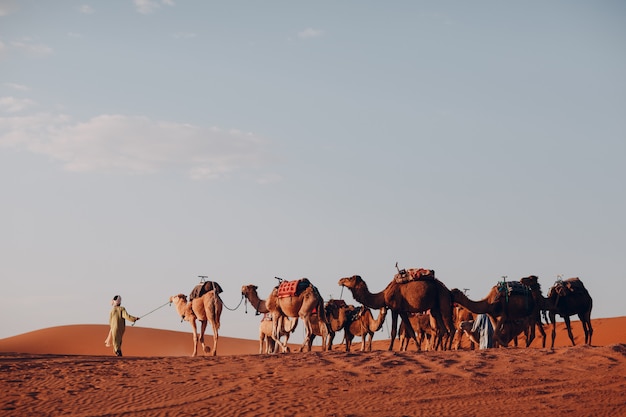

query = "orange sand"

[1,317,625,416]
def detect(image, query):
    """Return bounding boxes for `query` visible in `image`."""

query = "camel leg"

[524,320,536,348]
[549,311,557,349]
[270,314,289,353]
[581,312,593,345]
[210,320,218,356]
[388,312,399,351]
[563,316,576,346]
[199,320,210,355]
[398,312,419,351]
[189,321,199,357]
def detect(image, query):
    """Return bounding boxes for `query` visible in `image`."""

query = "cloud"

[133,0,174,14]
[0,111,274,181]
[298,28,324,39]
[10,38,53,57]
[0,96,36,113]
[79,5,94,14]
[0,0,18,17]
[4,83,31,91]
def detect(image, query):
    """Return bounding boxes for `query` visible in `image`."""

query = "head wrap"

[112,295,122,306]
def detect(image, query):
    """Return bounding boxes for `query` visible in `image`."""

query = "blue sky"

[1,1,625,345]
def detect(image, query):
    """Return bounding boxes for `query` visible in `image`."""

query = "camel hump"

[394,268,435,284]
[189,281,223,300]
[277,278,311,298]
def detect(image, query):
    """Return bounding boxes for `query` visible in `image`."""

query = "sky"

[1,1,625,345]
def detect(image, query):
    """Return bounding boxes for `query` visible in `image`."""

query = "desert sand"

[1,317,625,417]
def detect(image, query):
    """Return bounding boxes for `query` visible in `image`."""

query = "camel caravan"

[170,267,593,356]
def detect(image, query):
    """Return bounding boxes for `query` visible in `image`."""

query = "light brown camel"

[324,300,356,351]
[170,291,222,356]
[307,312,330,351]
[243,280,327,352]
[450,280,537,347]
[452,305,475,350]
[344,306,387,352]
[546,277,593,348]
[258,314,298,354]
[398,313,434,351]
[338,274,455,351]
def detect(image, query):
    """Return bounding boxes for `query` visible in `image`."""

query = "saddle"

[550,277,586,297]
[189,280,223,301]
[394,268,435,284]
[277,278,311,298]
[495,281,531,301]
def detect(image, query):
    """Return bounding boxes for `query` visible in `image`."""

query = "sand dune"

[1,316,626,416]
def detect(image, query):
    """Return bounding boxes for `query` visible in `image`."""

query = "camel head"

[520,275,541,292]
[338,275,362,289]
[170,294,194,321]
[241,284,258,297]
[170,294,188,304]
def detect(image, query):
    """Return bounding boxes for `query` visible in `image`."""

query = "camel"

[452,305,475,350]
[398,313,434,351]
[306,312,330,351]
[258,314,298,354]
[343,306,387,352]
[338,274,455,351]
[170,291,222,356]
[518,275,548,348]
[243,280,327,352]
[450,280,537,348]
[546,277,593,348]
[324,300,355,351]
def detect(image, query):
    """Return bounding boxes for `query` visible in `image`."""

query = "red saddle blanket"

[277,278,310,298]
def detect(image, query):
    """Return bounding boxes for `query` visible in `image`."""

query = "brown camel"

[170,291,222,356]
[452,305,475,350]
[342,306,387,352]
[243,280,327,352]
[398,313,435,351]
[518,275,548,348]
[324,299,355,351]
[450,280,537,347]
[258,314,298,354]
[546,277,593,348]
[338,274,455,351]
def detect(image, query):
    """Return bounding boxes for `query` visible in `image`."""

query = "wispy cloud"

[0,96,36,113]
[0,109,275,181]
[4,83,31,91]
[79,5,95,14]
[133,0,175,14]
[298,28,324,39]
[10,38,53,57]
[0,0,18,17]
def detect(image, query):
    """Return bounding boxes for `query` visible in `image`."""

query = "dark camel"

[546,277,593,348]
[518,275,549,348]
[338,274,455,351]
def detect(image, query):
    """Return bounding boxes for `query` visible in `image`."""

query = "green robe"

[109,306,137,353]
